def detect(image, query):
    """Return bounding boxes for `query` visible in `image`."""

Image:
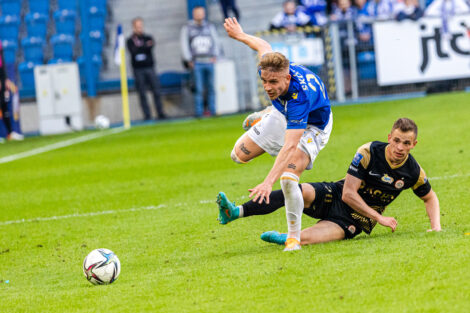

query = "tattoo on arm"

[240,143,251,155]
[288,163,296,169]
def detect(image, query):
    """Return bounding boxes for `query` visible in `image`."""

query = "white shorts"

[247,108,333,170]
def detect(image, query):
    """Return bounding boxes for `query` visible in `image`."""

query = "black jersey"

[342,141,431,234]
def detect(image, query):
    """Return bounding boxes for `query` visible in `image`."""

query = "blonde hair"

[259,52,289,73]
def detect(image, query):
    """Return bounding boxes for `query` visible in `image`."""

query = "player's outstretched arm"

[223,17,272,58]
[342,174,398,232]
[420,189,441,231]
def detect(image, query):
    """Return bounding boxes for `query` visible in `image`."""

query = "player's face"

[387,129,417,164]
[260,70,291,100]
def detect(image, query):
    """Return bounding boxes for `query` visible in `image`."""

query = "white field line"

[0,127,125,164]
[428,173,470,181]
[0,173,468,227]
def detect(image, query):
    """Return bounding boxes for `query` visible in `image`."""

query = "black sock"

[242,190,286,217]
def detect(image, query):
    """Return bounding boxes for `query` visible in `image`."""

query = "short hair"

[193,5,205,11]
[391,118,418,138]
[258,52,290,73]
[132,17,143,26]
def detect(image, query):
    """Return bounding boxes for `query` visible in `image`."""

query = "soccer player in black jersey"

[217,118,441,246]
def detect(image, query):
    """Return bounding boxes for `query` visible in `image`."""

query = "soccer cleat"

[216,192,239,225]
[242,106,272,131]
[283,238,301,251]
[260,231,287,245]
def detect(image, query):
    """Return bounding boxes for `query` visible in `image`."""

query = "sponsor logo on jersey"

[349,165,358,172]
[352,153,363,167]
[307,138,313,143]
[253,127,260,135]
[381,174,394,184]
[395,179,405,189]
[369,171,381,178]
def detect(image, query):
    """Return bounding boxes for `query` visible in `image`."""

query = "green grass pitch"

[1,92,470,312]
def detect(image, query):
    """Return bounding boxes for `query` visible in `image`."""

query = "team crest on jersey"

[292,92,298,100]
[352,153,363,167]
[395,179,405,189]
[348,225,356,234]
[381,174,394,184]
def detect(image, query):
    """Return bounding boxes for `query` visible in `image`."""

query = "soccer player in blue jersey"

[222,17,332,251]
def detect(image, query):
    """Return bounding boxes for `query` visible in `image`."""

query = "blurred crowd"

[269,0,470,43]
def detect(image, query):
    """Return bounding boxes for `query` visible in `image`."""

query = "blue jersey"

[260,63,331,130]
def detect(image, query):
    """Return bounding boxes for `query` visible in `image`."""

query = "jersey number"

[306,74,326,99]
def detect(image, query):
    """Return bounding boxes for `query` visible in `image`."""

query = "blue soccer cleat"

[216,192,239,225]
[260,231,288,245]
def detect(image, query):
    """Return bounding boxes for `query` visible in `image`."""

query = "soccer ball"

[83,248,121,285]
[94,115,110,130]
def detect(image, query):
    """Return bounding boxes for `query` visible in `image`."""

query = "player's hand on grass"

[249,182,272,204]
[224,17,244,40]
[377,215,397,232]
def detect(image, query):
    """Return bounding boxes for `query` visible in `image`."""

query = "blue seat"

[88,6,106,31]
[58,0,78,11]
[54,9,76,35]
[0,15,20,41]
[86,0,107,13]
[1,0,22,16]
[1,40,18,64]
[357,51,377,80]
[29,0,49,15]
[78,55,102,84]
[48,58,72,64]
[51,34,74,60]
[19,61,39,89]
[21,37,44,63]
[82,30,104,55]
[25,13,48,38]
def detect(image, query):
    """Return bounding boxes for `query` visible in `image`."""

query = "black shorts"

[303,182,363,239]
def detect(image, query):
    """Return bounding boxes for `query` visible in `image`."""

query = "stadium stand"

[25,13,48,38]
[57,0,78,11]
[51,34,75,60]
[54,9,77,35]
[0,15,20,41]
[29,0,50,15]
[19,61,38,89]
[1,0,22,16]
[2,40,17,65]
[21,37,45,64]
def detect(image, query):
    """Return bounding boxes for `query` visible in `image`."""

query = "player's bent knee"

[280,172,300,195]
[231,149,248,164]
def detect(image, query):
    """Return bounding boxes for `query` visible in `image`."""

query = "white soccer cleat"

[283,238,301,251]
[8,131,24,141]
[242,105,273,131]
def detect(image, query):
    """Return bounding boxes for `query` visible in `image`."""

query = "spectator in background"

[219,0,240,20]
[394,0,423,21]
[425,0,470,37]
[0,42,23,142]
[127,17,166,121]
[331,0,357,21]
[356,0,396,44]
[299,0,328,25]
[180,6,220,117]
[269,0,312,31]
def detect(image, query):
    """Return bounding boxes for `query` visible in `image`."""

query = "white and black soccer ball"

[83,248,120,285]
[94,115,110,130]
